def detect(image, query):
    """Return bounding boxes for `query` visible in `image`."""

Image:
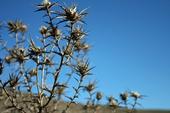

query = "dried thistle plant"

[0,0,143,113]
[105,91,143,113]
[0,0,92,113]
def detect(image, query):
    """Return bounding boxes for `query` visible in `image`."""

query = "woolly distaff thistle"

[0,0,143,113]
[0,0,92,113]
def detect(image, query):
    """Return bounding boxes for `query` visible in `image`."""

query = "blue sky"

[0,0,170,110]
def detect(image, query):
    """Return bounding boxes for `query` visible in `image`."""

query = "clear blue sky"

[0,0,170,110]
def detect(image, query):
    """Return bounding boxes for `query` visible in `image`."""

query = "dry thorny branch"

[0,0,143,113]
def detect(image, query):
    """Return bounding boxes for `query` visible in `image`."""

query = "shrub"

[0,0,143,113]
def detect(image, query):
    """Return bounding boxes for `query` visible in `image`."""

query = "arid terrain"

[0,92,169,113]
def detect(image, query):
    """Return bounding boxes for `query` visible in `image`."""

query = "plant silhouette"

[0,0,143,113]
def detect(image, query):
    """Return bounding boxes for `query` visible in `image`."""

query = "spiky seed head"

[76,60,92,77]
[49,27,61,38]
[120,92,128,101]
[30,47,42,56]
[12,48,27,64]
[107,96,118,109]
[130,91,141,99]
[96,92,103,100]
[59,5,87,23]
[65,6,79,21]
[85,82,96,93]
[7,20,27,33]
[109,99,118,109]
[71,27,85,41]
[39,26,48,35]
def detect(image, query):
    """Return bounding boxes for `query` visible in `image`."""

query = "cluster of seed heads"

[120,91,142,102]
[0,0,143,113]
[39,26,61,38]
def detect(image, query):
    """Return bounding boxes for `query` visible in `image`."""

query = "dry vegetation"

[0,91,169,113]
[0,0,166,113]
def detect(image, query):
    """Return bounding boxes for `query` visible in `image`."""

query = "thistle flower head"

[85,81,96,93]
[39,25,48,35]
[130,91,141,99]
[64,6,78,21]
[49,27,61,38]
[7,48,27,64]
[7,20,27,33]
[120,92,129,102]
[75,60,93,77]
[96,91,103,101]
[58,5,87,23]
[107,96,118,109]
[71,26,86,41]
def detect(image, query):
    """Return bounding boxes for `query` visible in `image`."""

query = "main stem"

[15,33,18,48]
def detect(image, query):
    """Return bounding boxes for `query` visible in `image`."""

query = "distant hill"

[0,89,169,113]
